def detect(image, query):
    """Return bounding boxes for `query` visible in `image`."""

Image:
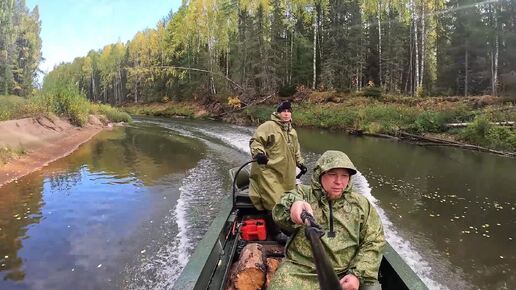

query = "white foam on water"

[145,119,252,156]
[352,171,448,290]
[195,126,251,154]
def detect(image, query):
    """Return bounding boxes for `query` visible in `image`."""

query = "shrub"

[416,86,425,98]
[90,104,132,123]
[411,111,444,133]
[245,105,273,124]
[0,146,26,164]
[487,126,516,151]
[460,116,492,146]
[0,95,26,120]
[279,85,296,97]
[361,87,382,98]
[41,83,90,126]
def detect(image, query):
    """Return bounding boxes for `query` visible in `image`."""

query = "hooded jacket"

[270,151,385,288]
[249,112,304,211]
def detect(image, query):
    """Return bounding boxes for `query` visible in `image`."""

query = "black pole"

[232,160,255,206]
[301,211,341,290]
[328,200,335,238]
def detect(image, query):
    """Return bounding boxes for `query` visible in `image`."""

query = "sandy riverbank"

[0,115,110,188]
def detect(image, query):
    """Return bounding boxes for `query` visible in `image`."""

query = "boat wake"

[352,172,448,290]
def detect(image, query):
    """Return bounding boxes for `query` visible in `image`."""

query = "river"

[0,117,513,290]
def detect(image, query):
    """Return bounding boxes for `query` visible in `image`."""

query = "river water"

[0,117,513,290]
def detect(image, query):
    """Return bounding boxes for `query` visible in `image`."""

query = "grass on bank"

[243,95,516,152]
[123,101,201,118]
[0,85,132,126]
[0,146,26,165]
[96,91,515,153]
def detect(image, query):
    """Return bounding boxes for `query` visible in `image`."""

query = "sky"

[26,0,182,76]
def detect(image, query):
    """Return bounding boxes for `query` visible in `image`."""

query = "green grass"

[1,91,131,126]
[0,95,27,121]
[0,146,26,165]
[124,102,199,118]
[90,104,132,123]
[244,96,515,152]
[459,116,516,151]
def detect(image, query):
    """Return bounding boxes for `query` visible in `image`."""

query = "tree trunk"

[226,48,229,78]
[492,4,499,96]
[377,1,382,87]
[413,0,420,94]
[420,4,425,89]
[406,7,413,94]
[312,7,317,90]
[226,243,266,290]
[289,30,294,85]
[464,41,469,97]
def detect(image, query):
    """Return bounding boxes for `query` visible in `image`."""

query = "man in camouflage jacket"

[269,150,385,290]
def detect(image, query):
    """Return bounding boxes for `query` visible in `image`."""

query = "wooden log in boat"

[226,243,266,290]
[265,257,282,288]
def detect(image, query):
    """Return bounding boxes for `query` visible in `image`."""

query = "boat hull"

[174,196,428,290]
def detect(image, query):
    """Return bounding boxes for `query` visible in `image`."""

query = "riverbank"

[0,115,113,188]
[123,92,516,156]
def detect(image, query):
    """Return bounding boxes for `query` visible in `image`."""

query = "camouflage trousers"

[268,260,382,290]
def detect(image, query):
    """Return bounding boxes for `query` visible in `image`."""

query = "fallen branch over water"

[365,131,515,157]
[445,121,514,128]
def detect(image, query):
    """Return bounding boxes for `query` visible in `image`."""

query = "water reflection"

[0,178,44,282]
[0,124,205,289]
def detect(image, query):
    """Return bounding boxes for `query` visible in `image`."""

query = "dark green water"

[0,119,513,290]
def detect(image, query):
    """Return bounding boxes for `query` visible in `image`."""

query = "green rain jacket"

[249,112,304,211]
[270,151,385,289]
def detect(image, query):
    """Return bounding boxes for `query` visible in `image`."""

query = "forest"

[0,0,41,97]
[3,0,515,106]
[1,0,516,105]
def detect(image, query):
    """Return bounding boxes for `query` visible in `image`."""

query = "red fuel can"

[240,218,267,241]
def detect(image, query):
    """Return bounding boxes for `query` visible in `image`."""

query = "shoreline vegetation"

[0,86,131,187]
[123,90,516,157]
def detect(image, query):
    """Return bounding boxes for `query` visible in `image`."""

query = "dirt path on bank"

[0,115,108,188]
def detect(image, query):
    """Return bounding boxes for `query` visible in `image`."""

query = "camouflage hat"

[315,150,357,176]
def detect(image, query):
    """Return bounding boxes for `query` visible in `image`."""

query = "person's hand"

[255,153,268,165]
[298,164,307,175]
[340,274,359,290]
[290,201,313,225]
